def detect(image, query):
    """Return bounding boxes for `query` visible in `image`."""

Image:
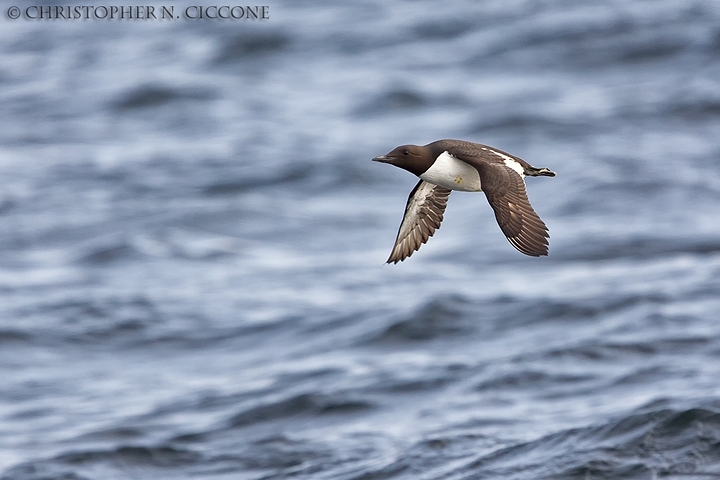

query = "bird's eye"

[402,149,409,155]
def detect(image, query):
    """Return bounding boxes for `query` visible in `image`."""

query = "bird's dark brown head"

[372,144,435,177]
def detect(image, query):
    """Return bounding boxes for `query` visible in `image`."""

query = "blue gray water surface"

[2,1,720,479]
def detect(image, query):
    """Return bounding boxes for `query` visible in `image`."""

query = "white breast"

[419,151,482,192]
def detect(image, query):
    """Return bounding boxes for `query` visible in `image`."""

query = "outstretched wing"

[479,163,550,256]
[387,180,452,263]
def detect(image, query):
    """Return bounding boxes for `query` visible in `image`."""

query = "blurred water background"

[2,0,720,478]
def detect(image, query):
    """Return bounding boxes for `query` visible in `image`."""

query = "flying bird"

[373,139,556,263]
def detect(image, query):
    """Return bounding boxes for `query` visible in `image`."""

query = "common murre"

[372,139,556,263]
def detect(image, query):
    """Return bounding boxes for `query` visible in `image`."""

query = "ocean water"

[2,0,720,478]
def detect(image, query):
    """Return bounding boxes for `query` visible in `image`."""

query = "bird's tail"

[527,167,556,177]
